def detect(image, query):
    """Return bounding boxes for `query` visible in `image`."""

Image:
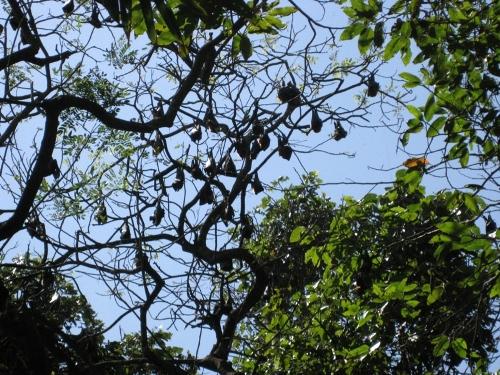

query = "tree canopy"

[236,172,498,374]
[0,0,498,374]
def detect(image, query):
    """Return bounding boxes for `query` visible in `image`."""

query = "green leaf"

[400,72,421,88]
[383,34,406,60]
[451,338,467,359]
[157,28,178,46]
[462,238,491,252]
[424,94,439,121]
[406,118,423,133]
[290,226,306,243]
[358,27,374,54]
[430,233,453,244]
[401,45,412,65]
[459,149,469,167]
[432,335,450,357]
[321,251,332,267]
[263,15,286,30]
[427,286,444,305]
[342,301,360,317]
[348,344,369,358]
[399,21,411,37]
[153,0,181,40]
[340,22,364,41]
[231,34,241,57]
[448,6,467,21]
[268,6,297,17]
[383,35,399,60]
[490,277,500,298]
[400,132,410,146]
[406,104,421,119]
[351,0,364,12]
[305,247,320,266]
[427,116,446,137]
[131,2,147,36]
[248,14,287,34]
[436,221,468,236]
[240,34,253,61]
[342,7,356,18]
[406,299,419,307]
[448,143,467,161]
[401,170,422,188]
[463,194,480,215]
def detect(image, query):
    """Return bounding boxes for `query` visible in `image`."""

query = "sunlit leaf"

[451,338,467,359]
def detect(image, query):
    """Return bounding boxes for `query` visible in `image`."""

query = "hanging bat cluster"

[222,155,237,177]
[240,215,254,239]
[189,123,202,143]
[88,1,102,28]
[95,202,107,224]
[134,249,148,269]
[333,120,347,141]
[204,153,217,177]
[9,9,24,30]
[20,25,34,45]
[257,133,270,151]
[367,74,380,97]
[354,255,372,294]
[252,120,264,136]
[190,159,205,179]
[234,137,250,159]
[221,200,235,225]
[485,214,497,237]
[278,82,301,108]
[251,174,264,194]
[62,0,75,14]
[201,42,217,85]
[204,108,219,132]
[250,140,261,160]
[25,214,46,239]
[172,167,185,191]
[152,102,164,121]
[278,137,293,160]
[199,183,215,205]
[44,158,61,179]
[120,221,131,241]
[152,131,164,156]
[219,258,233,272]
[310,109,323,133]
[150,201,165,226]
[391,18,403,33]
[373,22,385,48]
[249,118,271,158]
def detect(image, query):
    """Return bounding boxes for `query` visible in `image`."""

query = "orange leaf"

[403,157,429,169]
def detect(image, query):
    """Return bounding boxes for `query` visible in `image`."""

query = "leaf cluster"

[236,170,499,374]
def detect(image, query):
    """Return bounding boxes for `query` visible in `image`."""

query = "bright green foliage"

[236,170,499,374]
[340,0,499,168]
[119,0,296,57]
